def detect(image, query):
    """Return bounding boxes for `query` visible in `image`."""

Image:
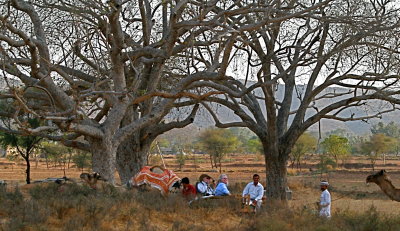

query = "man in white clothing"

[242,174,264,211]
[318,180,331,218]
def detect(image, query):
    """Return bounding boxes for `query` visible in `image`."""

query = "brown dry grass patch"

[2,156,400,230]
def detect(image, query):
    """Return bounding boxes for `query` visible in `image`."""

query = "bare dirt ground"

[1,154,400,215]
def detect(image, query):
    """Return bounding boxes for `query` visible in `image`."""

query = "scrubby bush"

[72,151,92,172]
[1,183,400,231]
[253,206,400,231]
[176,153,187,171]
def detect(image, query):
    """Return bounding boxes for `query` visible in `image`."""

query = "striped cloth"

[132,166,180,195]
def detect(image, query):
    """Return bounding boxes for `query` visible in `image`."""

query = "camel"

[366,170,400,202]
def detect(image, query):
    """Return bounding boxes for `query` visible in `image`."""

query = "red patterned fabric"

[132,166,180,195]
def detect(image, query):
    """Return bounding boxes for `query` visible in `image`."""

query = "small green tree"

[228,127,254,153]
[176,151,187,171]
[6,151,19,171]
[40,141,74,176]
[40,141,64,168]
[361,133,396,171]
[321,135,350,167]
[72,151,91,172]
[360,141,376,171]
[316,154,336,180]
[246,136,263,154]
[371,122,400,156]
[198,128,238,172]
[0,118,42,184]
[349,136,368,155]
[291,133,317,170]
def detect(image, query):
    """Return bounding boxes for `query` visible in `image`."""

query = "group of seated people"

[180,173,264,210]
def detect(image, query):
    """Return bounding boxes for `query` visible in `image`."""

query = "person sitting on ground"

[242,174,264,211]
[215,174,231,196]
[181,177,196,200]
[196,174,215,196]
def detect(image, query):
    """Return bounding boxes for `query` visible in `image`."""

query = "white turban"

[320,181,329,186]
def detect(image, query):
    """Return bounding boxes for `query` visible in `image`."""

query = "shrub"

[2,183,400,231]
[0,186,24,218]
[176,153,187,170]
[72,151,91,171]
[253,206,400,231]
[28,182,62,200]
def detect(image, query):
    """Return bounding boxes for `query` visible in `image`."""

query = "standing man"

[318,180,331,218]
[242,174,264,211]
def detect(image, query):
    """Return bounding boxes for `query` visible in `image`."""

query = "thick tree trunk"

[116,139,150,184]
[89,138,117,184]
[264,151,289,202]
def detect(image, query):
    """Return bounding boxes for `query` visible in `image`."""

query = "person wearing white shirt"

[196,174,214,196]
[318,180,331,218]
[242,174,264,211]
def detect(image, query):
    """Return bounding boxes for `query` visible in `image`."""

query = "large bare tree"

[0,0,227,183]
[188,0,400,201]
[1,0,294,183]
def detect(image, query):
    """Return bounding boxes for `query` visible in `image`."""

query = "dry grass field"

[1,154,400,230]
